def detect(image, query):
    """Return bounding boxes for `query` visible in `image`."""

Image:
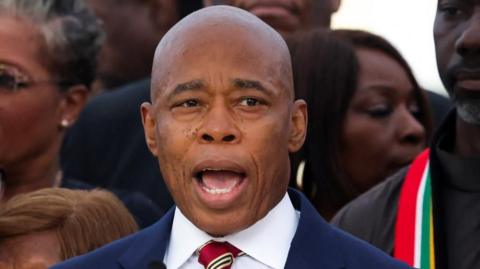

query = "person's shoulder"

[113,189,164,228]
[330,226,412,268]
[331,166,406,227]
[288,189,411,268]
[425,90,451,111]
[63,179,163,228]
[330,167,407,253]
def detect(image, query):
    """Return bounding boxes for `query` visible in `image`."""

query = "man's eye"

[444,7,460,16]
[180,99,199,107]
[439,5,465,18]
[239,97,260,107]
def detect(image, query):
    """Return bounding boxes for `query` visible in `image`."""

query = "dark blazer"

[60,79,173,211]
[51,189,411,269]
[61,179,162,229]
[331,110,459,269]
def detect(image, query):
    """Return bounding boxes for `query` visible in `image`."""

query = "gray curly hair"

[0,0,104,90]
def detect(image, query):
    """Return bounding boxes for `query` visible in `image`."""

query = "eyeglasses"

[0,63,30,92]
[0,63,63,92]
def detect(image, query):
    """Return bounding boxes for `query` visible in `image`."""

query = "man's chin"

[456,98,480,125]
[199,217,253,238]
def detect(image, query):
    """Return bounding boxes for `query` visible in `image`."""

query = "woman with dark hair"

[290,29,432,220]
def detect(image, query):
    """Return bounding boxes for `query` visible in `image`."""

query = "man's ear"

[141,102,159,156]
[288,99,308,153]
[57,85,89,129]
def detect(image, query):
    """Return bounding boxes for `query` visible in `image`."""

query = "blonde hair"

[0,188,138,260]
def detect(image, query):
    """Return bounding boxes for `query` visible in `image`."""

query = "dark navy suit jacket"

[51,189,411,269]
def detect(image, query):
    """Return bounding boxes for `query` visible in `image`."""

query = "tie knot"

[197,241,244,269]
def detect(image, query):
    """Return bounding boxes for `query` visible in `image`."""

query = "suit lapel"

[285,189,345,269]
[118,208,175,269]
[117,191,345,269]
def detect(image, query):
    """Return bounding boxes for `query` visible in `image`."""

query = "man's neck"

[454,116,480,157]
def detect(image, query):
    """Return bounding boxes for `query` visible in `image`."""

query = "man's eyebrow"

[232,79,273,96]
[175,79,205,93]
[166,79,205,100]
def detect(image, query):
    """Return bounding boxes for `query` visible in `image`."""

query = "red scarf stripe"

[394,149,430,265]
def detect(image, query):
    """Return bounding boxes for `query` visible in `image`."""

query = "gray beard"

[456,97,480,125]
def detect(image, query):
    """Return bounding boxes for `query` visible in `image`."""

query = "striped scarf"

[394,149,436,268]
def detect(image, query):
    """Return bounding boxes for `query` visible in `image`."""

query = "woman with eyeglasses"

[0,0,161,228]
[0,0,100,201]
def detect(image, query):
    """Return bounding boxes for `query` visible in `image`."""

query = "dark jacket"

[52,189,411,269]
[60,79,173,212]
[62,179,162,229]
[332,110,463,269]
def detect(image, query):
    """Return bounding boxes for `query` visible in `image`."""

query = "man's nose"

[455,8,480,56]
[198,105,240,144]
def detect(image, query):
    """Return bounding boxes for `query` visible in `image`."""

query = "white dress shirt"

[163,193,300,269]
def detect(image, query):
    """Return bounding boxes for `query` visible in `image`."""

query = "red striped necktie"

[197,240,245,269]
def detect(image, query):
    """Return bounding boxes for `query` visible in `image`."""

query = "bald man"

[53,6,411,269]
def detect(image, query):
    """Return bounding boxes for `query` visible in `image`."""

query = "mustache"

[445,58,480,90]
[448,58,480,79]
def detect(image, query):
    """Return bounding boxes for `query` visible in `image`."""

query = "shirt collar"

[164,193,299,269]
[164,206,211,269]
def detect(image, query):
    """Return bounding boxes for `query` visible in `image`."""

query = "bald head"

[150,5,294,101]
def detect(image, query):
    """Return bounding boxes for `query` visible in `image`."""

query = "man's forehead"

[151,6,293,99]
[153,50,291,98]
[152,34,284,83]
[161,15,282,50]
[152,63,292,103]
[154,6,286,55]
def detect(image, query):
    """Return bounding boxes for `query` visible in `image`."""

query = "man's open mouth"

[194,168,246,195]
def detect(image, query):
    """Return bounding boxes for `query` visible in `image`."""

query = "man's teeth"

[202,185,234,194]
